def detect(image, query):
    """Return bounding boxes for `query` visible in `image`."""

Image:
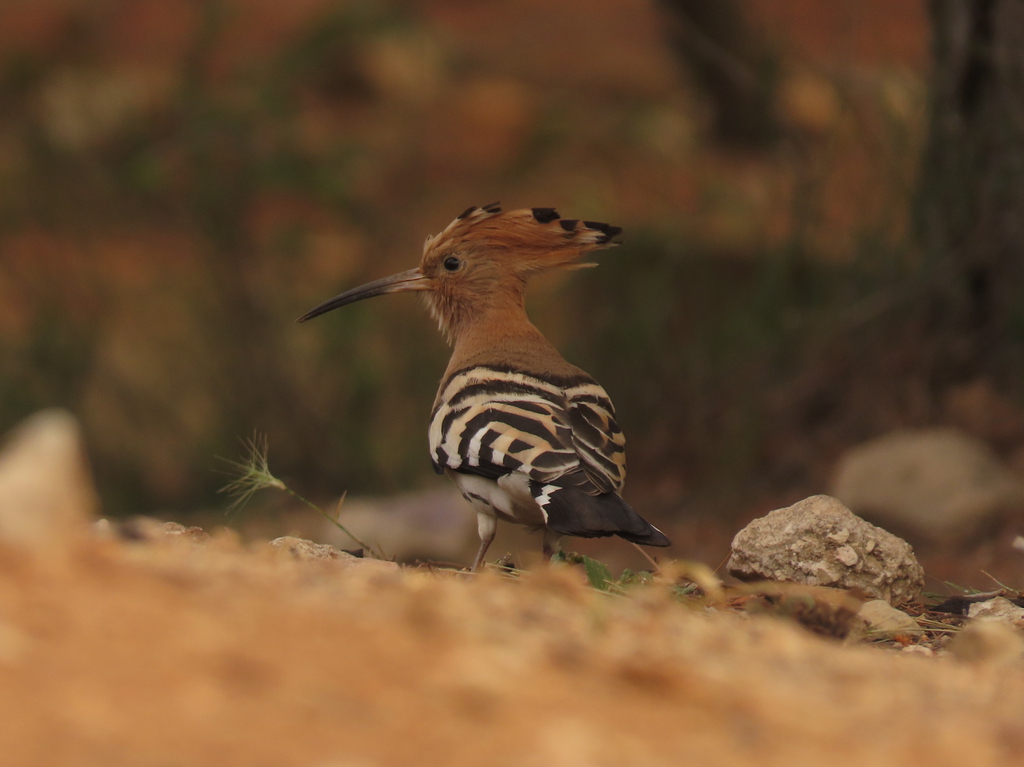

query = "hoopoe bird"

[298,203,671,569]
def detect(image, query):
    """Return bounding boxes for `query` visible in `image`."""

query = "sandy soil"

[0,531,1021,767]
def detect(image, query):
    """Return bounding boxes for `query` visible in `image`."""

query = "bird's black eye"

[443,256,463,272]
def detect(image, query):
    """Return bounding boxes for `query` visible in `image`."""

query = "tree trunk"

[918,0,1024,382]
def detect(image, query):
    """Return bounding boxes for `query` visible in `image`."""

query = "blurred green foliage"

[0,1,448,511]
[0,0,979,522]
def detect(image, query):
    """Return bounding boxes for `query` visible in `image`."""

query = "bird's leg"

[542,529,562,562]
[470,512,497,571]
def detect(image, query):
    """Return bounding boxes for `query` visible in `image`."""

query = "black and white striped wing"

[431,366,669,547]
[564,381,626,494]
[429,368,579,483]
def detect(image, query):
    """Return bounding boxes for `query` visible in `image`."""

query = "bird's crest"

[422,203,621,273]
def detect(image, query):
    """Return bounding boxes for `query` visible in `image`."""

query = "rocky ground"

[3,531,1024,767]
[1,410,1024,766]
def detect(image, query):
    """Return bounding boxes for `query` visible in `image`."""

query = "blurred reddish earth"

[0,532,1022,767]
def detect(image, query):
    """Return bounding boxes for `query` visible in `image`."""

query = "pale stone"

[269,536,399,572]
[727,495,924,606]
[318,488,476,563]
[902,645,934,657]
[833,428,1024,544]
[950,620,1024,665]
[967,597,1024,624]
[270,536,347,561]
[827,529,850,545]
[835,546,859,567]
[95,517,209,543]
[858,600,924,639]
[0,410,97,546]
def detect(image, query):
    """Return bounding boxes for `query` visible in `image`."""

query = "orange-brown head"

[296,204,621,340]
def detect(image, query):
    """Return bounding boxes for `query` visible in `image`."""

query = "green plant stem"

[280,487,377,556]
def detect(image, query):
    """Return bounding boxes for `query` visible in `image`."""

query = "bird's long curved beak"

[296,268,430,323]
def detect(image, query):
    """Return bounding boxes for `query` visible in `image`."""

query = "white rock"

[727,495,924,606]
[0,410,97,546]
[859,599,924,639]
[832,428,1024,544]
[967,597,1024,624]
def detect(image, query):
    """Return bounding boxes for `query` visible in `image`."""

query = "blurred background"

[2,0,1023,581]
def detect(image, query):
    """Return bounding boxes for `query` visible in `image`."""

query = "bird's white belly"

[449,472,547,527]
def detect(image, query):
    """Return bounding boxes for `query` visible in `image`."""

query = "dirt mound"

[0,532,1020,766]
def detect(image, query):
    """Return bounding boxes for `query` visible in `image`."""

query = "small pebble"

[949,620,1024,665]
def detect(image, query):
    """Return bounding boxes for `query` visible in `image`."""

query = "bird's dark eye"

[443,256,463,272]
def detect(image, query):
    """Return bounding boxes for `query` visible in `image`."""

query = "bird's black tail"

[532,479,671,547]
